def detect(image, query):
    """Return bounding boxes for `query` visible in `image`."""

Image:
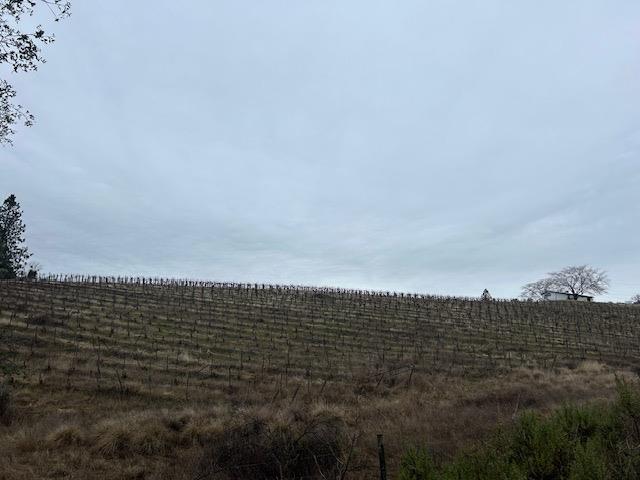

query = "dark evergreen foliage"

[0,194,31,278]
[399,379,640,480]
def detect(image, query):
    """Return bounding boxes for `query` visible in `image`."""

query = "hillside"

[1,277,639,479]
[2,277,639,384]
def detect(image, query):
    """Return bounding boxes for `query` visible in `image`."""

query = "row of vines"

[1,277,639,400]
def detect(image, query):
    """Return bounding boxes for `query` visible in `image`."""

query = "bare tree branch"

[520,265,609,300]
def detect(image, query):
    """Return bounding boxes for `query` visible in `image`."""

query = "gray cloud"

[1,0,639,300]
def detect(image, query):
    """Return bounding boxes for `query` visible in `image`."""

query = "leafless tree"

[630,295,640,305]
[520,278,555,301]
[520,265,609,300]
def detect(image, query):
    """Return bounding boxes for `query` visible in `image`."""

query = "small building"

[543,291,593,302]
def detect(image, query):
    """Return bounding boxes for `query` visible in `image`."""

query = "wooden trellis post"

[377,433,387,480]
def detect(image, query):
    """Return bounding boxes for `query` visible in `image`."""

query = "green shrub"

[398,380,640,480]
[443,450,526,480]
[398,447,437,480]
[508,411,572,477]
[568,437,609,480]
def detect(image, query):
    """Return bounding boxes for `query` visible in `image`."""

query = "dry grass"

[0,362,633,479]
[193,409,348,480]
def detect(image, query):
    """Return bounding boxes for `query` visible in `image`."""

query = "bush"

[92,415,188,458]
[398,379,640,480]
[0,383,13,425]
[193,411,347,480]
[398,447,438,480]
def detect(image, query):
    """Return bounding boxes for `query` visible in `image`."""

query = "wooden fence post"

[377,433,387,480]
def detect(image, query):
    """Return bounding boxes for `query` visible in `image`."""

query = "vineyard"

[1,276,640,479]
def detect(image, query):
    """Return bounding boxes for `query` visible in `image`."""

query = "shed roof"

[544,290,593,299]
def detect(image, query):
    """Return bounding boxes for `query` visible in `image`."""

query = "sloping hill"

[1,277,639,395]
[1,277,639,479]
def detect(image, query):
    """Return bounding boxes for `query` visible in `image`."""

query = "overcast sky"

[1,1,639,300]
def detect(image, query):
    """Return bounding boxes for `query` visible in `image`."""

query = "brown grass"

[194,409,348,480]
[0,362,632,479]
